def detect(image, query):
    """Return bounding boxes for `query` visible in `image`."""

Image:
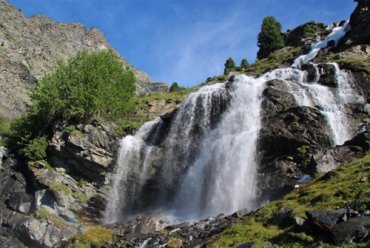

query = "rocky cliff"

[0,0,167,119]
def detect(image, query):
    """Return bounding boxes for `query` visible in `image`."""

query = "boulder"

[330,216,370,243]
[317,64,337,87]
[306,209,346,232]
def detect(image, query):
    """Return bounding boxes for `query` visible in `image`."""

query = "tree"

[240,58,249,67]
[12,49,136,144]
[224,57,236,75]
[257,16,285,59]
[169,82,180,92]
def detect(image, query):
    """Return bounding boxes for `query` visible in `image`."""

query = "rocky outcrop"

[341,0,370,47]
[49,121,119,184]
[0,0,166,119]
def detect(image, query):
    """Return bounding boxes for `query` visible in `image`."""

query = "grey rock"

[306,209,347,231]
[8,192,33,214]
[330,216,370,243]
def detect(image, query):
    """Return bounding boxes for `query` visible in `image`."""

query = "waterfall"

[104,20,363,224]
[172,75,265,220]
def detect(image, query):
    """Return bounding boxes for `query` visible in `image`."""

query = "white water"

[293,21,350,67]
[172,75,265,220]
[104,20,363,224]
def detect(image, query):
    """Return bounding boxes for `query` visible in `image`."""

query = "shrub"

[11,49,136,146]
[224,57,236,75]
[257,16,285,59]
[22,136,48,161]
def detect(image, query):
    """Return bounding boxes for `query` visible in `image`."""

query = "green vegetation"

[50,183,89,202]
[244,47,301,76]
[50,183,72,195]
[35,206,67,228]
[335,57,370,74]
[210,154,370,247]
[169,82,184,92]
[0,117,12,146]
[22,136,48,161]
[240,58,249,68]
[224,57,236,75]
[72,226,113,247]
[257,16,285,59]
[10,49,135,148]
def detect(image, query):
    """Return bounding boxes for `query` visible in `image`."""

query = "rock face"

[0,0,166,119]
[0,120,120,247]
[341,0,370,47]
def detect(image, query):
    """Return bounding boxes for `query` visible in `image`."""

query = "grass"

[243,47,302,77]
[210,154,370,247]
[71,226,113,247]
[50,183,72,195]
[114,88,193,135]
[335,57,370,74]
[35,206,67,228]
[50,183,89,202]
[0,117,12,146]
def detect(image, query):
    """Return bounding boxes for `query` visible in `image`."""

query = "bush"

[22,136,48,161]
[11,49,136,145]
[224,57,236,75]
[257,16,285,59]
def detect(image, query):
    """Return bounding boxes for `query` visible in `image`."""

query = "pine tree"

[257,16,285,59]
[224,57,236,75]
[240,58,249,67]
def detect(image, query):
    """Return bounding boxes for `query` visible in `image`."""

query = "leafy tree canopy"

[12,49,136,145]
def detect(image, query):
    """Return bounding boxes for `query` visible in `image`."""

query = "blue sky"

[9,0,355,87]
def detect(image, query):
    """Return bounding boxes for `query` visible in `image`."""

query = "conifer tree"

[257,16,285,59]
[224,57,236,75]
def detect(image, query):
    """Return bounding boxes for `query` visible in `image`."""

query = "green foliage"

[50,183,72,195]
[22,136,48,161]
[240,58,249,68]
[34,49,135,123]
[257,16,285,59]
[12,50,136,146]
[72,226,113,247]
[0,117,12,145]
[224,57,236,75]
[169,82,180,92]
[210,154,370,247]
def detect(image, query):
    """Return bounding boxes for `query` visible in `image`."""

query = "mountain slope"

[0,0,167,119]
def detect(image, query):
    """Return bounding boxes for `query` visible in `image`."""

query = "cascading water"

[104,20,364,225]
[171,75,265,220]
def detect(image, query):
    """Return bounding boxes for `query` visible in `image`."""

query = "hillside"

[0,0,167,119]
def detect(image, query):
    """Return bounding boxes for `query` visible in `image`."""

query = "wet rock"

[317,64,337,87]
[330,216,370,243]
[301,64,318,82]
